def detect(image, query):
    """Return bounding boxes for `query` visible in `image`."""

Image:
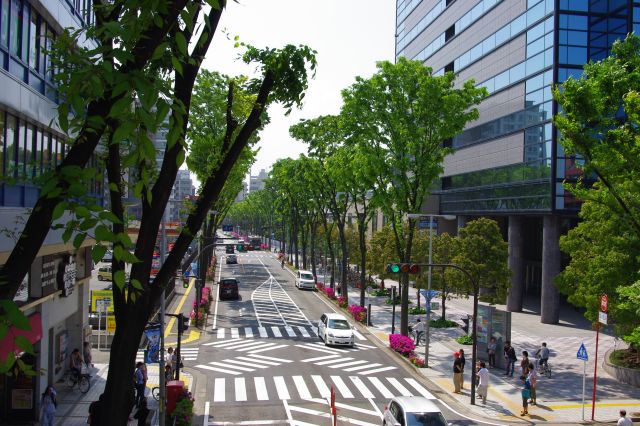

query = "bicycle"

[536,358,552,378]
[64,369,91,393]
[152,386,160,401]
[409,328,426,346]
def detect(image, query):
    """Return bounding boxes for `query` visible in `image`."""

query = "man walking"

[477,361,489,404]
[134,362,145,408]
[617,410,633,426]
[453,352,463,394]
[503,341,516,377]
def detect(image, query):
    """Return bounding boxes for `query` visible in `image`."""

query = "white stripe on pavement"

[358,366,397,375]
[405,378,436,399]
[271,326,282,337]
[350,376,374,399]
[203,338,241,347]
[195,365,241,375]
[315,357,353,366]
[243,354,293,363]
[367,377,393,399]
[343,363,382,372]
[214,378,225,402]
[248,344,288,354]
[331,376,354,398]
[285,326,296,337]
[235,356,280,366]
[295,344,340,354]
[258,327,268,337]
[274,376,290,400]
[329,360,368,369]
[302,354,340,363]
[311,375,331,399]
[293,376,312,399]
[221,359,268,369]
[387,377,412,396]
[254,377,268,401]
[217,328,225,339]
[207,361,254,372]
[297,326,310,337]
[244,327,254,338]
[231,328,239,339]
[353,330,366,340]
[235,377,247,401]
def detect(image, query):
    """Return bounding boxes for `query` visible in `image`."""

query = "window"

[0,113,4,176]
[1,0,8,47]
[17,119,25,177]
[444,62,454,73]
[42,132,50,171]
[445,24,455,42]
[9,0,21,56]
[28,11,38,68]
[5,114,16,177]
[35,128,43,176]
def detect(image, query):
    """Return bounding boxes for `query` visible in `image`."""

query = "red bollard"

[166,380,185,415]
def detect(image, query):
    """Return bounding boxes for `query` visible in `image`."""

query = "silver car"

[383,396,449,426]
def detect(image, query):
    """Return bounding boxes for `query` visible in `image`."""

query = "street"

[191,246,497,426]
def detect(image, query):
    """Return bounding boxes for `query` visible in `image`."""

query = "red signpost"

[591,293,608,420]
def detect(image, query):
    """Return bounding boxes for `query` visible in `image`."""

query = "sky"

[202,0,396,180]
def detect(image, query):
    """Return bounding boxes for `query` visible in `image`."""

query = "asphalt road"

[183,244,509,426]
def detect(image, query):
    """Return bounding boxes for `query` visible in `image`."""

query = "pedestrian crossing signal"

[386,263,421,274]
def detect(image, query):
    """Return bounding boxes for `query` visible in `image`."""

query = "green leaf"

[58,104,69,133]
[94,225,113,242]
[73,232,86,249]
[176,149,185,168]
[112,121,137,144]
[75,206,90,218]
[130,279,143,290]
[171,57,183,76]
[152,42,168,60]
[0,323,8,341]
[0,301,29,330]
[61,226,73,244]
[175,32,188,56]
[98,211,122,224]
[92,245,107,265]
[79,218,98,231]
[52,202,67,221]
[14,336,33,353]
[114,270,125,289]
[110,96,132,117]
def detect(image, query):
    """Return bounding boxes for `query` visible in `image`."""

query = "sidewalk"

[352,281,640,424]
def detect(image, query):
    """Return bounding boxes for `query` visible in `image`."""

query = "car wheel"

[317,327,322,340]
[97,275,102,281]
[324,332,329,346]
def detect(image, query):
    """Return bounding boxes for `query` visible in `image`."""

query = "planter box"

[604,349,640,388]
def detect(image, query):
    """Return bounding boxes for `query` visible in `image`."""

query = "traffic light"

[386,263,421,274]
[177,313,190,334]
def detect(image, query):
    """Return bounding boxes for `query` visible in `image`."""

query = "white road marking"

[254,377,268,401]
[297,326,310,337]
[244,327,254,338]
[343,363,382,372]
[235,356,280,366]
[285,326,296,337]
[231,328,239,339]
[244,354,293,363]
[248,344,288,354]
[387,377,412,396]
[203,338,241,347]
[353,330,366,340]
[405,378,436,399]
[214,378,225,402]
[258,327,268,337]
[293,376,312,399]
[367,377,393,399]
[329,360,368,369]
[217,328,225,338]
[331,375,354,398]
[301,354,340,363]
[295,344,340,354]
[311,375,331,399]
[221,359,268,369]
[350,376,374,398]
[195,365,240,375]
[203,401,209,426]
[274,376,290,400]
[271,326,282,337]
[315,357,353,366]
[207,361,254,372]
[235,342,276,352]
[358,366,397,375]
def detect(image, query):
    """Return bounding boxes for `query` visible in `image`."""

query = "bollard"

[367,303,372,326]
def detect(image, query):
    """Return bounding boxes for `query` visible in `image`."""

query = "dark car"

[225,245,235,254]
[226,254,237,264]
[219,278,239,300]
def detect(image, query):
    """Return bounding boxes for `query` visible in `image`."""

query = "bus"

[249,236,262,250]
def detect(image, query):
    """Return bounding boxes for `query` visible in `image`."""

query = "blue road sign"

[419,289,440,301]
[577,343,588,361]
[418,218,438,229]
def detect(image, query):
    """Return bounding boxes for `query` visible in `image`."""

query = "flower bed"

[409,352,426,368]
[337,296,348,308]
[323,287,337,300]
[170,387,194,426]
[348,304,367,323]
[389,334,415,356]
[189,286,213,327]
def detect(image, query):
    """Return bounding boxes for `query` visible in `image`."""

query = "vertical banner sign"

[144,325,161,363]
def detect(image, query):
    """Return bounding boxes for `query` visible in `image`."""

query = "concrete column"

[457,215,467,230]
[541,215,561,324]
[506,216,524,312]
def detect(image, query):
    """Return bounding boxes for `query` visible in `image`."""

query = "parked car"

[382,396,449,426]
[317,313,354,347]
[219,278,239,300]
[226,254,237,264]
[295,270,316,290]
[97,267,112,281]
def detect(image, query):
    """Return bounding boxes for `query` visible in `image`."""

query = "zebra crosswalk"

[207,374,435,403]
[136,347,199,363]
[195,353,293,375]
[212,325,366,341]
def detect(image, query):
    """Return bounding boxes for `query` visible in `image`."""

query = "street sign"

[600,294,608,313]
[430,302,440,311]
[577,343,588,361]
[598,311,608,325]
[95,298,110,311]
[419,289,439,300]
[418,218,438,229]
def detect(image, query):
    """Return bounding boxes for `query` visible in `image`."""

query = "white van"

[295,270,316,290]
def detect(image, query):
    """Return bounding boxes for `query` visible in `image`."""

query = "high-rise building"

[0,0,98,420]
[396,0,639,323]
[249,168,268,192]
[169,169,195,222]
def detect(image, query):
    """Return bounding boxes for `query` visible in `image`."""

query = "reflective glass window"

[560,14,588,30]
[482,35,495,54]
[9,0,20,56]
[42,132,50,171]
[29,11,38,68]
[5,114,16,177]
[526,51,545,75]
[527,21,545,42]
[470,44,483,62]
[17,119,25,177]
[0,113,4,176]
[1,0,8,47]
[511,14,526,35]
[526,73,544,93]
[526,1,545,26]
[494,70,510,91]
[35,128,43,176]
[526,88,544,106]
[527,37,545,57]
[510,62,525,82]
[495,26,510,45]
[559,0,588,11]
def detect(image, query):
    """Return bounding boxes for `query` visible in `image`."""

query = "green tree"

[451,218,510,304]
[554,34,640,350]
[341,57,486,334]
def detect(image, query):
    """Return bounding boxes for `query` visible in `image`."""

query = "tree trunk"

[358,217,367,307]
[300,219,308,270]
[310,221,317,280]
[338,222,348,301]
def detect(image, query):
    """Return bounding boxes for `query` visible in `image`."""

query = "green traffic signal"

[391,264,400,273]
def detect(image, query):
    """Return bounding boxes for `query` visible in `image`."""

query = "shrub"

[371,288,390,297]
[389,334,415,356]
[316,282,325,291]
[456,334,473,345]
[170,387,194,426]
[337,296,348,308]
[348,304,367,323]
[408,307,426,315]
[430,318,458,328]
[385,296,401,305]
[324,287,336,300]
[409,352,426,368]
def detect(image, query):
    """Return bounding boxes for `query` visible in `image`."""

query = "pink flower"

[389,334,415,355]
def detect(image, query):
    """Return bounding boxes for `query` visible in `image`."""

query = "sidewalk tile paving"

[352,280,640,425]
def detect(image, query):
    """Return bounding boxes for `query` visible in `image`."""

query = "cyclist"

[410,318,425,344]
[70,348,83,382]
[535,342,550,369]
[281,257,285,269]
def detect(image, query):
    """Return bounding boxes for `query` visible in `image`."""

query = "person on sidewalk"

[164,364,173,383]
[503,341,517,377]
[452,352,463,393]
[618,410,634,426]
[39,385,57,426]
[528,362,538,405]
[521,351,530,377]
[134,362,146,408]
[83,341,93,369]
[140,361,148,391]
[535,342,550,368]
[70,348,83,381]
[476,362,489,404]
[166,347,175,375]
[134,397,150,426]
[411,319,425,344]
[487,337,497,368]
[459,348,466,389]
[520,375,531,416]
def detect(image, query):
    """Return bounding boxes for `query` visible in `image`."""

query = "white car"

[295,270,316,290]
[383,396,449,426]
[318,313,354,347]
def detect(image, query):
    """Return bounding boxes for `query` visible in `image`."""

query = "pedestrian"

[83,341,93,369]
[476,361,489,404]
[70,348,83,381]
[87,394,104,425]
[140,361,148,390]
[528,363,538,405]
[487,337,497,368]
[134,396,150,426]
[521,351,530,376]
[40,385,57,426]
[453,352,463,393]
[164,364,173,383]
[618,409,633,426]
[520,375,531,416]
[503,341,517,377]
[134,362,146,408]
[166,347,175,375]
[459,348,466,389]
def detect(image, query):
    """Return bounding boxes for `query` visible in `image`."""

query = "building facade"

[249,168,268,192]
[396,0,640,322]
[0,0,97,421]
[168,169,195,222]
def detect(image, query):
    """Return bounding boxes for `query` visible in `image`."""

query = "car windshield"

[328,319,350,330]
[406,412,448,426]
[300,273,314,280]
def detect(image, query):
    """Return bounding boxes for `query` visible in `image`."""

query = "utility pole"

[159,211,167,426]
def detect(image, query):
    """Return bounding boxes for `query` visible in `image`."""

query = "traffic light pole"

[167,313,187,381]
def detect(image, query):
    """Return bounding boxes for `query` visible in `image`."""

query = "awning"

[0,313,42,361]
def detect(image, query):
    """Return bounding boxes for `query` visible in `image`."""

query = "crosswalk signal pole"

[175,313,184,381]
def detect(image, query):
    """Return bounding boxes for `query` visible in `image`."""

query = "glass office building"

[396,0,639,322]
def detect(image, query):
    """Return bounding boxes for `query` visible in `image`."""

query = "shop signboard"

[60,255,76,297]
[41,257,57,288]
[106,316,116,333]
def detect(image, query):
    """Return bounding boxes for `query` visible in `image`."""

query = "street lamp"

[407,214,456,370]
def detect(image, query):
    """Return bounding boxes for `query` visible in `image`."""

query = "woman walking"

[40,386,57,426]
